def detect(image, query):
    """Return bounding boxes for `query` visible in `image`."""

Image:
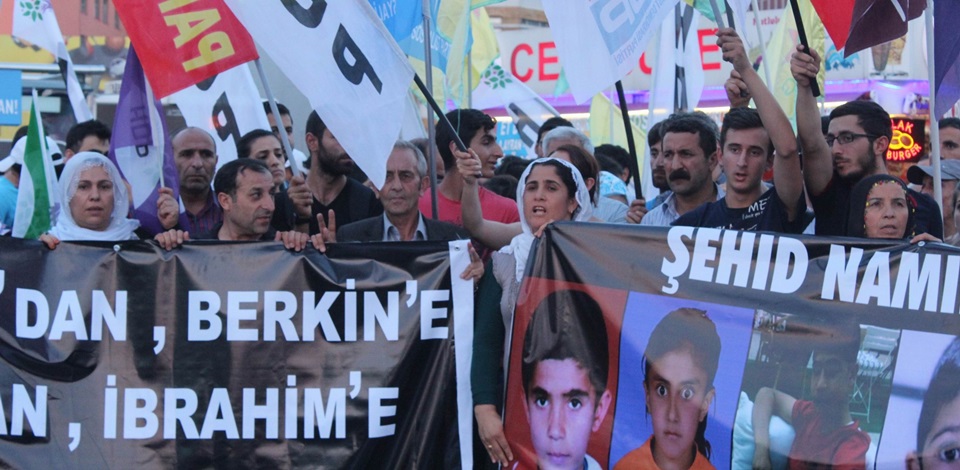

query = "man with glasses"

[791,48,942,237]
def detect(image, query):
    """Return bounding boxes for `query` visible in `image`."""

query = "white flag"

[543,0,681,103]
[224,0,414,188]
[12,1,93,123]
[473,61,560,158]
[172,64,269,169]
[645,5,704,201]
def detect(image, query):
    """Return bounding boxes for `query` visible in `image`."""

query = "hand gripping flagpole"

[254,58,302,178]
[789,0,821,97]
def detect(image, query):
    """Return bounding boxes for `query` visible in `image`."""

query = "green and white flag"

[472,61,561,158]
[13,93,59,239]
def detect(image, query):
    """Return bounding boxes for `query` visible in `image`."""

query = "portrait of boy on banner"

[503,282,627,470]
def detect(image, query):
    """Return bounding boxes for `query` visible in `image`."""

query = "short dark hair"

[236,129,281,160]
[940,117,960,132]
[647,121,664,147]
[721,107,773,158]
[536,116,574,148]
[482,174,518,200]
[917,337,960,454]
[495,155,531,181]
[553,144,600,203]
[213,158,272,200]
[596,144,631,180]
[596,153,623,177]
[829,100,892,141]
[11,125,28,147]
[66,120,111,153]
[436,109,497,170]
[661,111,719,158]
[521,289,609,399]
[305,110,328,141]
[262,101,291,119]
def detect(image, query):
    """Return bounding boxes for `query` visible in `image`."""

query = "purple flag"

[935,0,960,118]
[109,47,183,236]
[844,0,924,58]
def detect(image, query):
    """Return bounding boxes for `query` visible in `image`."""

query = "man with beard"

[626,121,668,223]
[302,110,382,236]
[791,47,942,237]
[673,30,805,233]
[173,127,222,234]
[640,112,725,226]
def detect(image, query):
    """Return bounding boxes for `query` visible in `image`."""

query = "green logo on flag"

[19,0,46,22]
[482,65,513,90]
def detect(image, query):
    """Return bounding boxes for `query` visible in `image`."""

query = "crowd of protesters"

[0,28,955,470]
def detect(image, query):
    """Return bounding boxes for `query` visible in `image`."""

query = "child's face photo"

[919,394,960,469]
[525,358,610,470]
[810,352,855,407]
[644,348,714,467]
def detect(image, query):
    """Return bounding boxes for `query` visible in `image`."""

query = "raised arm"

[752,386,797,470]
[791,45,833,196]
[456,148,521,249]
[718,28,803,221]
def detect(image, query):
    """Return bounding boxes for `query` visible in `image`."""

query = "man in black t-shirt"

[674,29,805,233]
[302,111,383,236]
[791,47,942,238]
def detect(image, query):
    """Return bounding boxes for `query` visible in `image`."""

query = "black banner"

[0,238,473,468]
[503,223,960,470]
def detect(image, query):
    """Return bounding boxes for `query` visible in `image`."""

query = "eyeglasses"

[825,132,876,147]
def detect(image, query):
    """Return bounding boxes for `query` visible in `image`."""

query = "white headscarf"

[49,152,139,241]
[500,157,592,281]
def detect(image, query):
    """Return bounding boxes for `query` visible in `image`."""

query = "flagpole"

[708,0,726,29]
[415,75,469,154]
[751,0,773,86]
[788,0,821,97]
[253,59,302,178]
[615,81,643,201]
[143,78,165,188]
[423,0,439,220]
[926,4,943,212]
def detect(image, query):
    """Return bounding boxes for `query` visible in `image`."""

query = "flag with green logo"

[12,95,59,239]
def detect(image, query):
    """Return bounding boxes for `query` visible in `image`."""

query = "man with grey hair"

[540,126,594,156]
[337,140,467,242]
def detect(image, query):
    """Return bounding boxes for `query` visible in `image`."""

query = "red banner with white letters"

[113,0,258,97]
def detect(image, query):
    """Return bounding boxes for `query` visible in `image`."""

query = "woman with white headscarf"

[40,152,140,248]
[470,156,592,467]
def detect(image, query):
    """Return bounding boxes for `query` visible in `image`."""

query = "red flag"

[810,0,855,51]
[113,0,258,98]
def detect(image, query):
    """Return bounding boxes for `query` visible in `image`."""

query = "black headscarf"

[846,174,916,239]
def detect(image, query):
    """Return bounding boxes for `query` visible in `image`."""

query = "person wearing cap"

[0,136,63,235]
[907,160,960,240]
